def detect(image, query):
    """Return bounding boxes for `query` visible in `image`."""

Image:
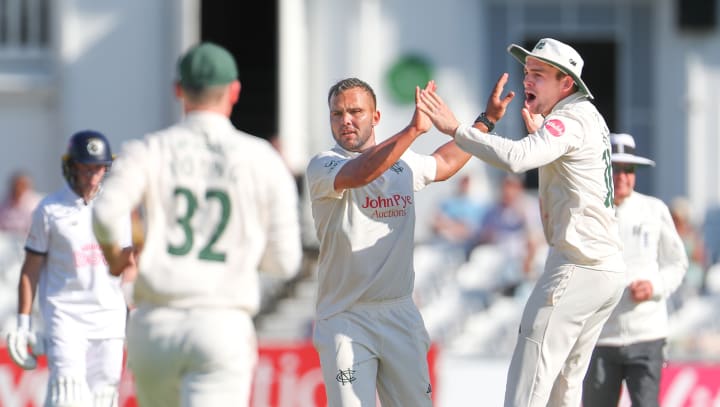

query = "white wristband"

[17,314,30,331]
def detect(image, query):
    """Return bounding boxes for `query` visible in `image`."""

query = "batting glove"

[6,314,44,370]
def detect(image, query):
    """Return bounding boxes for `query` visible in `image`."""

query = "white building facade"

[1,0,719,244]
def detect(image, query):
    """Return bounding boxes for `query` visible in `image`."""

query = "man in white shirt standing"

[92,42,302,406]
[583,133,688,407]
[417,38,626,406]
[306,78,472,406]
[6,130,135,406]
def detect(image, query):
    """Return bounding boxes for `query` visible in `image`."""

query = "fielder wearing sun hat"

[507,38,593,100]
[610,133,656,167]
[177,42,238,89]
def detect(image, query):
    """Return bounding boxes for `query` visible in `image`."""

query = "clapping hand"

[482,73,515,126]
[417,81,461,136]
[412,81,438,134]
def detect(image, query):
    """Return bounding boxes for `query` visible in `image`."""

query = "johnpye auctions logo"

[361,194,412,219]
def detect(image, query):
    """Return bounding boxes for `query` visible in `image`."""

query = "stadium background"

[1,0,720,405]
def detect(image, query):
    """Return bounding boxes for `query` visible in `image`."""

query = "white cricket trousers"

[45,335,124,405]
[504,253,625,407]
[126,305,257,407]
[313,296,433,407]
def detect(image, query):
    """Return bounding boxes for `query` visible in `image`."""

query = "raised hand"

[484,73,516,123]
[411,81,437,134]
[417,82,460,136]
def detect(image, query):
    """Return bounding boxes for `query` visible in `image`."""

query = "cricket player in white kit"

[583,133,688,407]
[306,78,472,406]
[418,38,626,407]
[7,130,135,407]
[92,42,302,407]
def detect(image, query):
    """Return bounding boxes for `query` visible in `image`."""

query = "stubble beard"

[337,131,370,152]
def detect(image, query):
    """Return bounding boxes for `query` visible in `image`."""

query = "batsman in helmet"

[7,130,136,407]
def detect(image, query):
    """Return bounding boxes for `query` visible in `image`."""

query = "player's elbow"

[506,160,534,174]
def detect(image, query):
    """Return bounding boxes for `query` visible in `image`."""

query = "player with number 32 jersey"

[93,40,302,407]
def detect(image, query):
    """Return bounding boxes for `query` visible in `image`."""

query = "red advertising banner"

[10,345,719,406]
[251,341,327,407]
[0,342,438,407]
[0,351,47,407]
[659,363,720,406]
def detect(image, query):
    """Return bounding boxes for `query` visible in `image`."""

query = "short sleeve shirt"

[306,145,436,319]
[27,184,131,339]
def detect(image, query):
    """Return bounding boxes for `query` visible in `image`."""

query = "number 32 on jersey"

[167,186,230,262]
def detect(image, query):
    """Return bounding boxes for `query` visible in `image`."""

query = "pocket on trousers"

[548,265,575,306]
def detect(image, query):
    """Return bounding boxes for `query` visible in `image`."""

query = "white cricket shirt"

[596,191,688,346]
[454,93,623,270]
[26,184,131,339]
[93,111,302,314]
[306,145,436,319]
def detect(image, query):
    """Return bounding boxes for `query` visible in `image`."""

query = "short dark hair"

[327,78,377,109]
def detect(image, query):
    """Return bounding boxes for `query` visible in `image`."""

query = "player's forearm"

[17,273,36,315]
[118,247,137,275]
[432,141,472,181]
[98,243,123,276]
[17,254,43,315]
[336,125,423,189]
[262,177,303,278]
[454,125,559,173]
[656,216,690,297]
[452,125,517,171]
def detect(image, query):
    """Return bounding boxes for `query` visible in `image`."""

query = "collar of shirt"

[549,92,589,115]
[61,182,100,207]
[184,110,234,129]
[332,144,362,158]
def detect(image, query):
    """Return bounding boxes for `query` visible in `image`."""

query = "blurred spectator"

[703,205,720,266]
[429,174,486,252]
[0,171,42,237]
[468,173,544,296]
[670,196,708,295]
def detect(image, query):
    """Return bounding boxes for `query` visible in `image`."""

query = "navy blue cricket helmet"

[61,130,115,186]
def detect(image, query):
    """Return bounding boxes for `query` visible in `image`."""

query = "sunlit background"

[1,0,720,405]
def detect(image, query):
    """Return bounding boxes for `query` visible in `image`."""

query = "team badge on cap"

[86,138,105,156]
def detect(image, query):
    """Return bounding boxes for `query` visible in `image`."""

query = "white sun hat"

[610,133,656,167]
[507,38,593,100]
